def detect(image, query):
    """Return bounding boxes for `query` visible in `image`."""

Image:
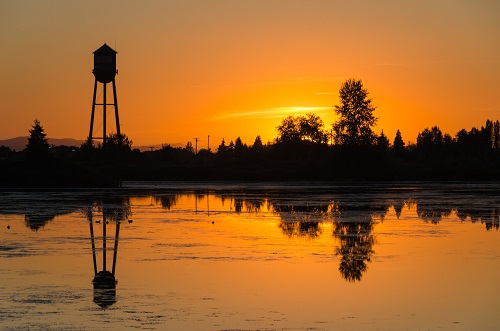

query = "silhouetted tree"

[106,133,132,151]
[234,137,247,160]
[376,130,390,151]
[100,133,133,160]
[484,119,494,148]
[25,119,51,160]
[417,126,444,156]
[252,135,263,150]
[249,135,265,163]
[393,129,405,155]
[217,139,226,153]
[228,140,235,153]
[216,138,235,163]
[276,115,301,143]
[0,145,14,158]
[451,121,493,160]
[276,113,327,144]
[299,113,328,144]
[185,141,194,154]
[494,120,500,149]
[333,79,378,146]
[443,133,454,153]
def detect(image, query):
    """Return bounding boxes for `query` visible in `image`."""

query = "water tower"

[88,43,121,148]
[89,212,121,308]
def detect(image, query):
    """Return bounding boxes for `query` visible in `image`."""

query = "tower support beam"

[88,79,98,145]
[88,80,120,148]
[112,79,121,142]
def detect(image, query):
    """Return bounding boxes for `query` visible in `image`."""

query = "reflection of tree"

[234,198,244,213]
[155,195,178,210]
[24,214,56,231]
[19,195,131,231]
[457,207,500,231]
[416,203,452,224]
[227,196,266,213]
[394,201,404,219]
[245,199,265,213]
[387,198,415,219]
[279,221,322,238]
[333,217,375,282]
[274,204,330,238]
[485,210,500,230]
[93,197,131,222]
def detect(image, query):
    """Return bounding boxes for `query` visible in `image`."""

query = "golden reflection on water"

[1,186,499,330]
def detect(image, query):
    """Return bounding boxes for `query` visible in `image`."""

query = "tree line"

[2,78,500,186]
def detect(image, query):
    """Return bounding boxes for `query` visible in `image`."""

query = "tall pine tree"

[25,119,51,160]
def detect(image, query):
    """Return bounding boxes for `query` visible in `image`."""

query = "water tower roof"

[93,43,117,55]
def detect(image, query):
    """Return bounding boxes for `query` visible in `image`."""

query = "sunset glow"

[1,1,499,147]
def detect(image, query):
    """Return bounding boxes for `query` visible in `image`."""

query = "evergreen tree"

[217,139,226,154]
[234,137,246,160]
[377,130,390,151]
[25,119,51,160]
[185,141,194,154]
[393,129,405,155]
[252,135,263,150]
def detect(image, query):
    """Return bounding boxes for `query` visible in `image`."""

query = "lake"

[0,182,499,330]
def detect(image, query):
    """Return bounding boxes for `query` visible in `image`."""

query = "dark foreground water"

[0,182,499,330]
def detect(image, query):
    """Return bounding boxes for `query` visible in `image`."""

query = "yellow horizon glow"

[1,1,499,147]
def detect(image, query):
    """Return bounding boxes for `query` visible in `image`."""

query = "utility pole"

[208,135,210,152]
[193,137,199,154]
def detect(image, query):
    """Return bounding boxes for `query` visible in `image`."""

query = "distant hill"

[0,137,85,151]
[0,136,184,152]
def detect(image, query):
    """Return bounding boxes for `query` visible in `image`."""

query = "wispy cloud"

[212,106,331,120]
[315,92,337,95]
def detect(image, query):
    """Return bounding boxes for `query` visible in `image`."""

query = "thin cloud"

[213,106,331,120]
[315,92,337,95]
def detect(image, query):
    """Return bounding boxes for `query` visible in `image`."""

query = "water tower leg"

[88,79,98,145]
[112,221,120,276]
[103,83,107,148]
[102,215,107,272]
[112,79,121,141]
[89,218,98,276]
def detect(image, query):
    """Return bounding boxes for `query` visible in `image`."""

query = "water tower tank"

[93,44,117,83]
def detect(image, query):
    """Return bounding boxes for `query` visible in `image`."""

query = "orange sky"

[1,1,499,147]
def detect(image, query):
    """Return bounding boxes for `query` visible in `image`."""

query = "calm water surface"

[0,182,499,330]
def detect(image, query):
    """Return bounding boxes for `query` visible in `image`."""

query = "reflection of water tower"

[88,43,121,148]
[89,214,121,308]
